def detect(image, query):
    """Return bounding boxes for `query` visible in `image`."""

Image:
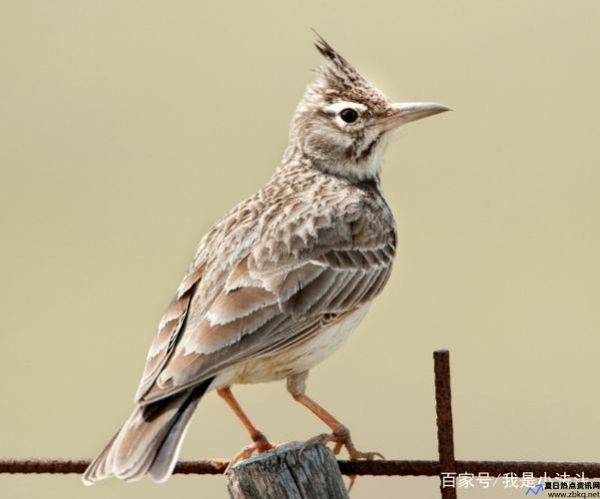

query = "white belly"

[214,303,371,386]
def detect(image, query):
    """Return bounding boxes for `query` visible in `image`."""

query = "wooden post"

[226,441,349,499]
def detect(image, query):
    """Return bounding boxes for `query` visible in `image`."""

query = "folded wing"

[136,186,396,404]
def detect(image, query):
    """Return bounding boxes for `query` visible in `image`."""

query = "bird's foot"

[306,425,384,460]
[225,431,275,471]
[304,425,384,490]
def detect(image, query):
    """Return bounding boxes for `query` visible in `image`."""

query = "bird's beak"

[376,102,451,132]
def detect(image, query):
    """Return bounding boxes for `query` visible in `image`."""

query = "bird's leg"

[286,372,384,461]
[217,387,273,467]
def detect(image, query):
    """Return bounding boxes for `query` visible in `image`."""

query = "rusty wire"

[2,457,600,478]
[1,349,599,499]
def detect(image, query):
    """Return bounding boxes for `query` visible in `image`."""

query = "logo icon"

[525,483,544,495]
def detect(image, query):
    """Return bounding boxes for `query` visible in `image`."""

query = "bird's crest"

[314,34,367,89]
[312,33,388,110]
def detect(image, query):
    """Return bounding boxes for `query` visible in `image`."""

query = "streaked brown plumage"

[83,35,448,484]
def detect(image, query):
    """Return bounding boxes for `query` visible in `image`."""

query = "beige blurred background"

[1,1,599,498]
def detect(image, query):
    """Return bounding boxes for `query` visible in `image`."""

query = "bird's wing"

[134,263,205,401]
[136,182,396,404]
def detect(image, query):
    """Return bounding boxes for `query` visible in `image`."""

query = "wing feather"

[135,265,203,401]
[206,287,277,326]
[136,175,397,404]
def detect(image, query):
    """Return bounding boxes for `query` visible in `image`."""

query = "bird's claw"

[225,432,275,472]
[348,449,385,460]
[302,432,333,448]
[304,425,384,491]
[308,425,385,459]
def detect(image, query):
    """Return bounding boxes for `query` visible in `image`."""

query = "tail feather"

[83,379,213,485]
[148,393,199,482]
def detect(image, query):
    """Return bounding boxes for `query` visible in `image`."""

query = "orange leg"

[217,387,273,466]
[286,372,384,459]
[286,372,384,490]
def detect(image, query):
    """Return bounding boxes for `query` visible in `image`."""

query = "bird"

[83,34,449,485]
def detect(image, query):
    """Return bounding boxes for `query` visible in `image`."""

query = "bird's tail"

[83,379,213,484]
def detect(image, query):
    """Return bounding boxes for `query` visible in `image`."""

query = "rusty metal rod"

[2,458,600,478]
[434,349,457,498]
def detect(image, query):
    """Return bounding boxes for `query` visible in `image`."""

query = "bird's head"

[288,35,449,181]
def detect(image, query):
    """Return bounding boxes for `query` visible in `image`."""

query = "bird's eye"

[339,108,359,124]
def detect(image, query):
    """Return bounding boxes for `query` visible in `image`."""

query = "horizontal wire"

[1,458,600,477]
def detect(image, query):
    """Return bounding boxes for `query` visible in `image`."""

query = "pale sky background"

[1,1,599,498]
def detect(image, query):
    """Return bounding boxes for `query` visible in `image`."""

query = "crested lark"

[83,36,448,484]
